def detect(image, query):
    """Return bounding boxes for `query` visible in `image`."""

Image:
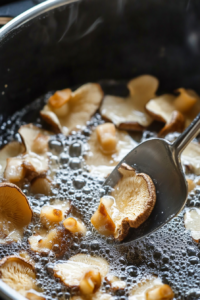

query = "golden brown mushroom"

[0,256,37,296]
[100,75,159,131]
[53,254,109,293]
[186,178,196,193]
[96,123,118,154]
[40,200,71,228]
[146,88,200,136]
[0,183,32,243]
[91,163,156,241]
[40,83,103,135]
[63,217,87,235]
[85,125,137,177]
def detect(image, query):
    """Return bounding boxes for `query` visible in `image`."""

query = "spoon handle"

[172,113,200,156]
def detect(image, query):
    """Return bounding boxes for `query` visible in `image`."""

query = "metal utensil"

[104,114,200,245]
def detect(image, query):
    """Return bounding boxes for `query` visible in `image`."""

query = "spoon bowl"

[103,114,200,245]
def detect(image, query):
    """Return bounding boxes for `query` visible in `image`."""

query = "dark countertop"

[0,0,46,18]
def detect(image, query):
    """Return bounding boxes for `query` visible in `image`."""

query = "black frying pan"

[0,0,200,299]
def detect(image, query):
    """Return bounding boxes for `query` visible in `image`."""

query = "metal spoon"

[103,114,200,245]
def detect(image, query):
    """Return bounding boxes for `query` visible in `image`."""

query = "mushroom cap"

[91,163,156,241]
[85,127,137,177]
[100,75,159,130]
[184,208,200,242]
[182,141,200,175]
[0,256,36,296]
[18,124,51,176]
[0,183,32,235]
[53,254,109,289]
[48,88,72,108]
[0,141,24,176]
[146,89,200,136]
[146,94,185,136]
[40,83,103,135]
[129,276,163,300]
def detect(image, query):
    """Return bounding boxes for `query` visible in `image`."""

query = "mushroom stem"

[79,270,101,295]
[63,217,86,235]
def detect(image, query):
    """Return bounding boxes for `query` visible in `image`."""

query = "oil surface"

[0,82,199,300]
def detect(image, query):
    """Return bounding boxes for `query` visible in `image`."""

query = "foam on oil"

[0,82,199,300]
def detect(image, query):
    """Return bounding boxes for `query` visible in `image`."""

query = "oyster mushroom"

[29,228,63,254]
[91,163,156,241]
[4,157,26,183]
[186,178,196,193]
[184,208,200,242]
[100,75,159,131]
[146,88,200,136]
[40,200,71,228]
[105,274,126,291]
[0,183,32,243]
[85,124,137,177]
[129,276,174,300]
[53,254,109,293]
[181,141,200,175]
[0,141,24,176]
[18,124,51,176]
[0,256,37,296]
[63,217,87,235]
[40,83,103,135]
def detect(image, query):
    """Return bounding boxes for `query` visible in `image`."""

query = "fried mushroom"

[63,217,87,235]
[18,124,51,176]
[53,254,109,294]
[91,163,156,241]
[40,83,103,135]
[0,141,24,177]
[146,88,200,136]
[30,176,52,195]
[85,125,137,177]
[182,141,200,175]
[184,208,200,242]
[0,183,32,243]
[100,75,159,131]
[129,276,174,300]
[28,227,67,254]
[40,201,71,228]
[0,256,37,296]
[105,274,126,291]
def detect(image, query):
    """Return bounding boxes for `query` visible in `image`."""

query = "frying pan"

[0,0,200,299]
